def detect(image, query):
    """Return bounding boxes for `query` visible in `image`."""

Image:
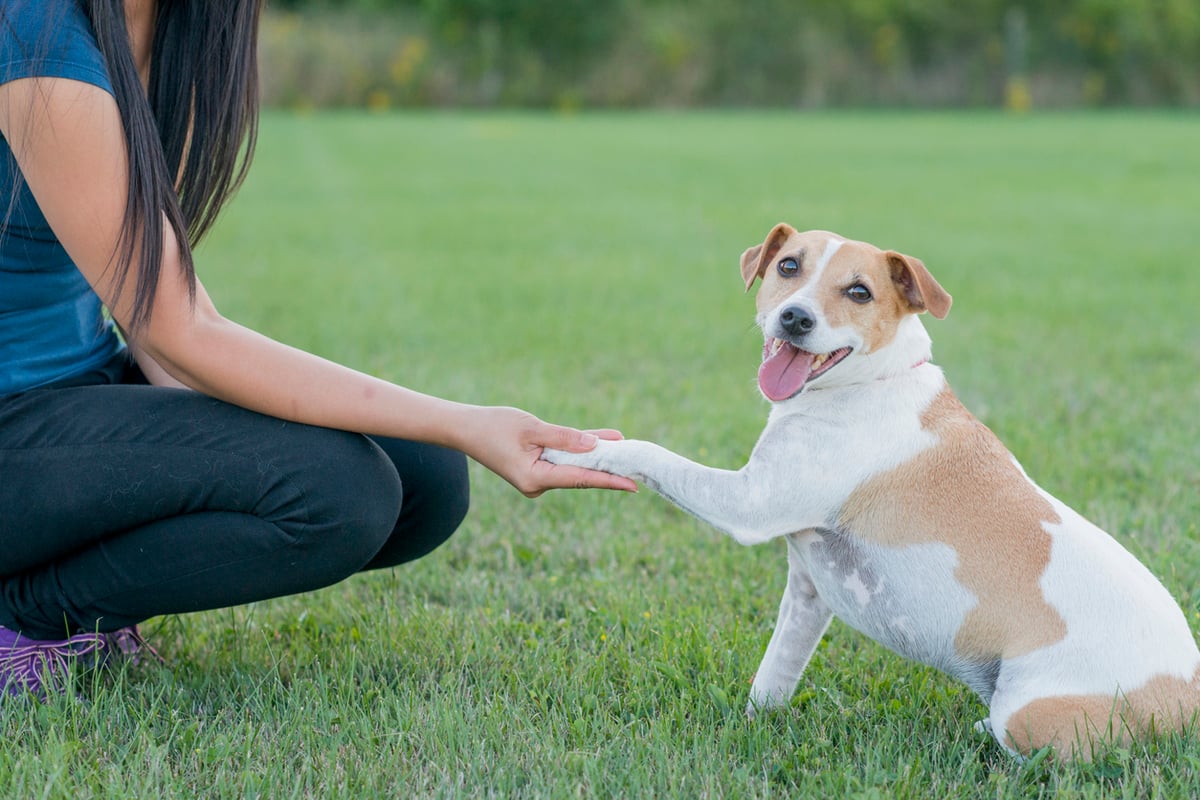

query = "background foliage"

[260,0,1200,109]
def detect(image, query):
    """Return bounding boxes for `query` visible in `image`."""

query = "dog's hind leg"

[747,536,833,716]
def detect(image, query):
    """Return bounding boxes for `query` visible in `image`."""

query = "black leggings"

[0,356,469,640]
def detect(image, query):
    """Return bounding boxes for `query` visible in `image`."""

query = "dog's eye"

[846,284,873,304]
[777,257,800,277]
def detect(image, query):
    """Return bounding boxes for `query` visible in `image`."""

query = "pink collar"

[876,358,929,382]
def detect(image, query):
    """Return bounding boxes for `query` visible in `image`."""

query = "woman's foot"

[0,625,106,699]
[101,625,164,667]
[1,624,163,699]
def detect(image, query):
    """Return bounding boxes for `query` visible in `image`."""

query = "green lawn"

[4,111,1199,798]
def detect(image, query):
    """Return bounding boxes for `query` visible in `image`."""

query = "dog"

[544,224,1200,759]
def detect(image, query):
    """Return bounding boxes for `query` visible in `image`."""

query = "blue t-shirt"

[0,0,122,396]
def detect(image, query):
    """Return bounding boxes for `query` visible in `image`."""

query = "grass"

[4,110,1200,797]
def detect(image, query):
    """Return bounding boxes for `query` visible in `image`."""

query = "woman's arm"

[0,76,636,497]
[119,332,189,389]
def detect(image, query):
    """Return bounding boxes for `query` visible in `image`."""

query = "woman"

[0,0,634,699]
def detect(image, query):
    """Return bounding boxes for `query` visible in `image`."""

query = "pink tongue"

[758,341,815,401]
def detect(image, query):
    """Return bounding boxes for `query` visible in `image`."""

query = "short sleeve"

[0,0,113,94]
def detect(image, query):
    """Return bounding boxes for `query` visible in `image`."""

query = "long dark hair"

[83,0,263,332]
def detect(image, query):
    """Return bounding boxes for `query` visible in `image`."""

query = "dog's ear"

[739,245,764,290]
[740,223,796,291]
[886,251,953,319]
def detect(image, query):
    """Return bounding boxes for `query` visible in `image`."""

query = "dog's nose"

[779,305,816,336]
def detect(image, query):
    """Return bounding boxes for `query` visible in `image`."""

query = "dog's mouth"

[758,338,852,401]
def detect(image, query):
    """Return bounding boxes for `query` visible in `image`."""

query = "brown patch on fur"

[745,227,826,314]
[741,223,798,291]
[756,266,811,316]
[1006,667,1200,760]
[886,251,952,319]
[815,241,913,354]
[839,388,1068,660]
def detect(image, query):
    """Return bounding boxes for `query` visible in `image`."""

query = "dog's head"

[740,224,952,402]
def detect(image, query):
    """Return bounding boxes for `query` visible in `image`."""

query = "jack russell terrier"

[544,224,1200,759]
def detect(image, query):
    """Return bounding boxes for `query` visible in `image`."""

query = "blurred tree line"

[260,0,1200,108]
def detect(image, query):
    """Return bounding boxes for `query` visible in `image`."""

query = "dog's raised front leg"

[543,439,802,545]
[747,536,833,716]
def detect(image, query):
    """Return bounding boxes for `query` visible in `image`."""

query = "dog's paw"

[540,446,599,469]
[745,684,791,719]
[542,438,632,477]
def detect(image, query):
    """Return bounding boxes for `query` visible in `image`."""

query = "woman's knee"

[422,446,470,545]
[274,426,403,569]
[362,440,470,569]
[243,423,471,572]
[397,443,470,560]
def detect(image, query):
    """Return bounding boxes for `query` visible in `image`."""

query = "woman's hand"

[456,406,637,497]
